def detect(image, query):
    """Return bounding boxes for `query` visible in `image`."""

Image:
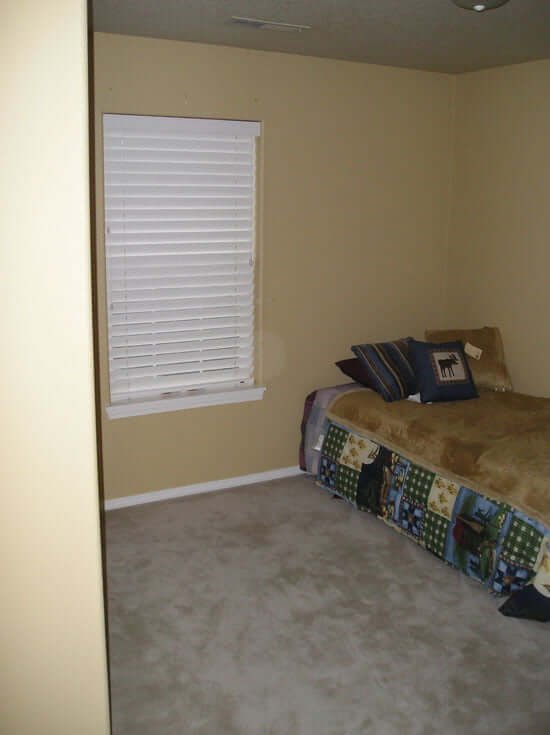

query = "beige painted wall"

[93,33,455,500]
[449,60,550,396]
[1,2,110,734]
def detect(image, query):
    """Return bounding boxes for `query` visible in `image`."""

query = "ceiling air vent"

[231,16,311,33]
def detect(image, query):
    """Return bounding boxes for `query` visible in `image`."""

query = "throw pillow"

[335,358,373,388]
[424,326,512,392]
[351,338,416,402]
[408,339,478,403]
[498,585,550,623]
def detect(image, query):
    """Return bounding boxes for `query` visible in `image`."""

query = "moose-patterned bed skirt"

[300,387,550,597]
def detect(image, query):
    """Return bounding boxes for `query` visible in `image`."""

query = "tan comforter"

[327,388,550,527]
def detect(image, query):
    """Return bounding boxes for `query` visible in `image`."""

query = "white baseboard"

[104,466,303,511]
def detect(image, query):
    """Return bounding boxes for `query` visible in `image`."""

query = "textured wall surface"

[94,33,455,499]
[1,2,109,733]
[450,60,550,396]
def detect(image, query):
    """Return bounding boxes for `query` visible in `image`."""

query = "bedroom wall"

[449,60,550,397]
[93,32,455,500]
[1,1,110,733]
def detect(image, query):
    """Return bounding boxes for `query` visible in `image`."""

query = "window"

[102,114,263,418]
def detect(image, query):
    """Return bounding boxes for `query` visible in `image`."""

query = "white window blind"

[103,114,260,405]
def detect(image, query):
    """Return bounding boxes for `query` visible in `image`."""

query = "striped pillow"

[351,338,416,402]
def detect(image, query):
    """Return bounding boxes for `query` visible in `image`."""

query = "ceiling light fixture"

[231,16,311,33]
[451,0,510,11]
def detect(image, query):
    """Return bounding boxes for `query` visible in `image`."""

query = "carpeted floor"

[106,474,550,735]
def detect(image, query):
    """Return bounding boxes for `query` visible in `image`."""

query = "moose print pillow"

[408,339,478,403]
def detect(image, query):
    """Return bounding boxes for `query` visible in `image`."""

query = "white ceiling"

[91,0,550,74]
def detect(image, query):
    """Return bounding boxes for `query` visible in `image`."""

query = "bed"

[300,356,550,615]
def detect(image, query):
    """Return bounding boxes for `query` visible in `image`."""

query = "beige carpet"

[106,474,550,735]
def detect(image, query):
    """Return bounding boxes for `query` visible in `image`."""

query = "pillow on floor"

[351,338,416,402]
[501,539,550,622]
[408,339,478,403]
[335,358,373,388]
[424,326,512,392]
[499,585,550,623]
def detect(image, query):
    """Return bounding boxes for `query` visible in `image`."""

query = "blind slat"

[106,197,252,210]
[104,138,251,152]
[110,338,253,361]
[109,271,251,288]
[107,242,252,255]
[107,221,251,233]
[110,278,251,295]
[107,224,252,235]
[105,185,252,199]
[110,292,253,314]
[106,211,252,224]
[111,328,253,350]
[111,319,252,337]
[108,254,251,271]
[110,352,253,378]
[110,372,252,397]
[105,161,251,175]
[111,322,253,341]
[105,149,252,164]
[106,174,253,188]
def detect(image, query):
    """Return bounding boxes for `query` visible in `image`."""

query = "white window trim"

[107,385,266,419]
[102,113,262,416]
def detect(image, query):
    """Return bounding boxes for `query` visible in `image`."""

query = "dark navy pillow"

[499,585,550,623]
[408,339,478,403]
[351,338,416,402]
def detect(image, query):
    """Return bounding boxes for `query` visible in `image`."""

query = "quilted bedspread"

[301,385,550,598]
[327,387,550,528]
[317,418,550,596]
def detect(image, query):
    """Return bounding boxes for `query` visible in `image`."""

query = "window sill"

[106,386,266,419]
